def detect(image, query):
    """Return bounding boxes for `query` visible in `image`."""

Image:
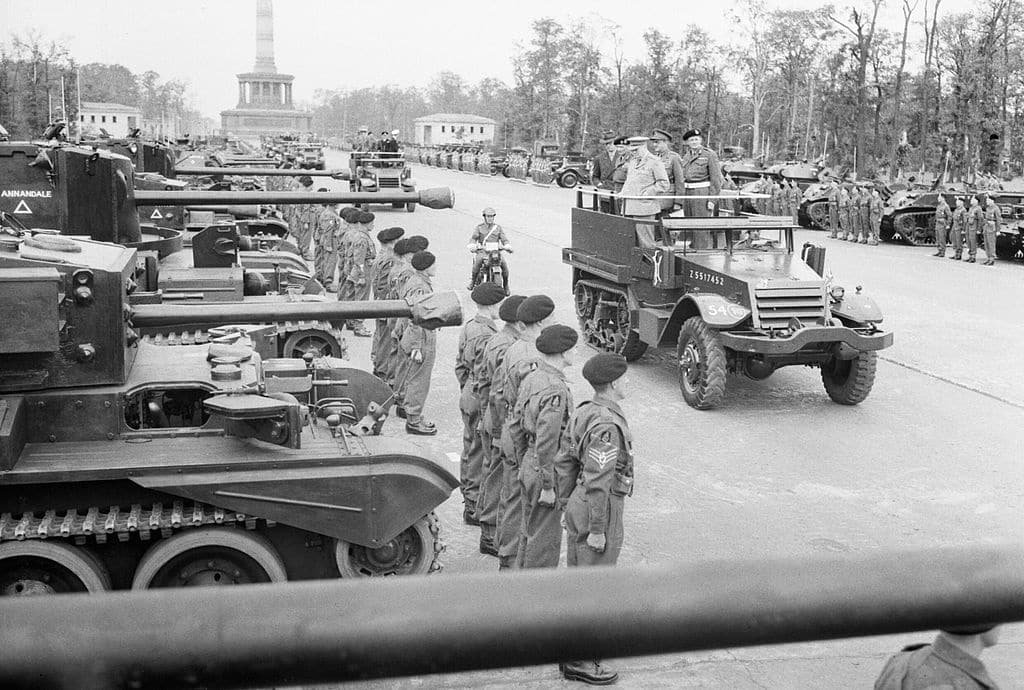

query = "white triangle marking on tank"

[12,200,32,214]
[150,209,163,219]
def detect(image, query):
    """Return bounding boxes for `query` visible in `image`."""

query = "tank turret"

[0,234,462,591]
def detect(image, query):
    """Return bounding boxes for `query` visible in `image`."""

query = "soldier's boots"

[405,418,437,436]
[479,534,498,556]
[951,254,962,260]
[393,404,407,419]
[984,259,996,266]
[497,555,515,570]
[352,324,373,338]
[463,502,481,526]
[561,661,619,685]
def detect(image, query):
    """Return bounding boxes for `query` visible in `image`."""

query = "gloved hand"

[586,532,606,552]
[411,348,423,363]
[538,488,556,507]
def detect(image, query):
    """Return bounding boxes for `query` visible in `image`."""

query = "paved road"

[311,152,1024,689]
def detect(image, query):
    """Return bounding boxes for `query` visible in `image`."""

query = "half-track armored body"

[563,191,893,409]
[0,234,463,594]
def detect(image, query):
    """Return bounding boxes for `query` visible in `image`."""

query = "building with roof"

[78,101,142,138]
[414,114,496,146]
[219,0,312,136]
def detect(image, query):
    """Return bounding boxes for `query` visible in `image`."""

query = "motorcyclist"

[468,207,512,292]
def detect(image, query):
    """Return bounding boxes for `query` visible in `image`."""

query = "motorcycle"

[469,241,513,292]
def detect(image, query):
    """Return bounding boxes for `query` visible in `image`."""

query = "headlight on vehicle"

[402,178,416,187]
[830,286,845,301]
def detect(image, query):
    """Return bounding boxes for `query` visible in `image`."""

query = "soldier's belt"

[683,181,711,189]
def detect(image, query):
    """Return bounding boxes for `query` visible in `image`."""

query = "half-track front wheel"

[821,351,878,405]
[281,329,343,359]
[677,316,727,410]
[131,528,287,588]
[334,514,440,577]
[0,541,111,595]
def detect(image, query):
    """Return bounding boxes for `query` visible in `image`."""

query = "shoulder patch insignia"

[588,443,617,469]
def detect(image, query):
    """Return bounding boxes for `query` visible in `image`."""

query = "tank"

[880,188,1024,246]
[0,233,463,594]
[563,189,893,409]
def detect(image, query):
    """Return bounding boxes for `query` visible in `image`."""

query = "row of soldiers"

[749,176,802,225]
[825,182,885,245]
[455,287,635,685]
[932,194,1001,265]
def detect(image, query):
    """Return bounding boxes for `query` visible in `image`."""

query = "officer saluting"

[557,352,633,686]
[678,128,723,218]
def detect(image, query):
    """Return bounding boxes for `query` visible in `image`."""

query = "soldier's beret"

[471,282,506,305]
[406,235,429,252]
[377,226,404,243]
[650,128,672,142]
[340,207,358,222]
[499,295,527,321]
[299,175,313,185]
[516,294,555,324]
[681,129,702,141]
[599,130,617,144]
[359,211,375,224]
[612,136,629,146]
[393,238,412,256]
[535,324,578,355]
[582,353,628,385]
[411,250,435,270]
[942,624,997,635]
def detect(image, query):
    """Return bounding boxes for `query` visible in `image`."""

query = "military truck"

[563,191,893,409]
[348,152,418,212]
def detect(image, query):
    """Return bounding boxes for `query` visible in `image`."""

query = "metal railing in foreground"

[1,545,1022,689]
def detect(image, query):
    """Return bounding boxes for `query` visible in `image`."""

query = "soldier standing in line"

[982,196,1000,266]
[338,211,376,337]
[677,129,722,219]
[369,226,404,379]
[511,325,578,569]
[787,179,801,226]
[838,185,851,241]
[648,129,685,215]
[868,188,883,246]
[771,179,784,216]
[966,196,983,263]
[858,187,872,244]
[557,352,633,687]
[933,195,952,257]
[314,201,342,291]
[388,236,430,417]
[397,251,439,435]
[476,295,527,557]
[827,180,840,238]
[949,197,967,261]
[289,175,316,260]
[455,282,506,526]
[494,295,555,570]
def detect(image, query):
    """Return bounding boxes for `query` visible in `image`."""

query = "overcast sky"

[0,0,979,119]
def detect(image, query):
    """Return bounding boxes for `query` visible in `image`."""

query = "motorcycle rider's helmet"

[482,207,496,218]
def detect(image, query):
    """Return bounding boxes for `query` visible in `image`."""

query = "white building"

[78,101,142,138]
[414,113,496,146]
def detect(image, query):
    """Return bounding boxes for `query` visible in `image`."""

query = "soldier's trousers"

[459,384,484,508]
[967,225,979,258]
[313,239,338,288]
[496,429,524,564]
[477,425,503,547]
[292,224,314,261]
[935,222,948,254]
[370,319,389,376]
[516,459,563,568]
[564,490,624,567]
[828,206,839,237]
[337,279,371,329]
[860,212,871,241]
[984,223,997,260]
[837,211,849,239]
[949,225,964,257]
[399,332,435,423]
[869,214,881,244]
[682,188,712,249]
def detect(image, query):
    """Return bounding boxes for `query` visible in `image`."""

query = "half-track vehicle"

[348,152,418,212]
[563,190,893,409]
[0,233,463,594]
[295,144,325,170]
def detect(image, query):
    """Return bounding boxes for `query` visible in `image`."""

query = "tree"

[830,0,884,177]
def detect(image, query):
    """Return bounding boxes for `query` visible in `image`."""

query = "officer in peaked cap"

[649,128,685,214]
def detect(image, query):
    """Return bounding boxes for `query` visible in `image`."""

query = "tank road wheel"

[821,351,877,405]
[281,329,343,359]
[334,514,440,577]
[807,201,829,230]
[0,541,111,595]
[613,296,648,361]
[893,214,920,245]
[676,316,727,409]
[131,528,287,589]
[406,202,416,213]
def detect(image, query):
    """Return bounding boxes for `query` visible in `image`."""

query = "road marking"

[878,354,1024,410]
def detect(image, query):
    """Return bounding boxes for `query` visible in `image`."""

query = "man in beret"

[455,282,506,524]
[874,625,1002,689]
[493,294,555,569]
[511,324,577,569]
[314,202,343,292]
[369,226,404,378]
[556,352,632,685]
[385,236,427,414]
[679,129,723,249]
[287,175,317,261]
[397,251,439,435]
[338,211,377,337]
[476,295,527,557]
[610,136,631,194]
[648,129,685,215]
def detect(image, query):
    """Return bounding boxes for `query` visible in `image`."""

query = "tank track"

[885,211,936,245]
[143,320,346,351]
[0,501,272,545]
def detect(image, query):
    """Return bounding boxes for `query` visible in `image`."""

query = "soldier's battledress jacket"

[619,151,670,217]
[935,201,952,229]
[590,151,616,189]
[874,637,998,689]
[951,206,968,233]
[316,208,342,245]
[560,398,634,526]
[370,248,395,299]
[344,229,377,284]
[509,362,573,492]
[678,146,723,194]
[456,314,497,391]
[470,223,509,245]
[478,326,519,437]
[396,271,432,351]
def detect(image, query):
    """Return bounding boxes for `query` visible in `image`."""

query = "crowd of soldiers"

[747,175,803,226]
[822,181,886,245]
[353,125,400,153]
[454,286,634,685]
[930,193,1002,265]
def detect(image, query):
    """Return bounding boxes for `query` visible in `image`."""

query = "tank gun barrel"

[174,167,350,179]
[134,187,454,209]
[131,291,462,330]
